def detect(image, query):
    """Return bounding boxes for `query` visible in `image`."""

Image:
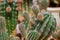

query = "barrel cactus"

[0,16,8,40]
[23,11,30,21]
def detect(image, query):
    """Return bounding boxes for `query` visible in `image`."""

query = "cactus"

[23,11,30,21]
[37,0,49,11]
[0,0,57,40]
[0,0,17,35]
[0,16,8,40]
[32,5,39,16]
[18,11,56,40]
[27,12,56,40]
[37,12,56,40]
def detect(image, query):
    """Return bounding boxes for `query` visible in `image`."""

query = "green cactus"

[32,5,39,16]
[27,30,39,40]
[37,0,49,11]
[0,0,17,35]
[0,16,8,40]
[23,11,30,21]
[28,12,56,40]
[59,12,60,18]
[0,0,57,40]
[18,11,56,40]
[38,12,56,40]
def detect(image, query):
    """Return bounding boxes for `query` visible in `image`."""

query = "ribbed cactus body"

[0,16,8,40]
[39,12,56,40]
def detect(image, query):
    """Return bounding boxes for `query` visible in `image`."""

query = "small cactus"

[6,5,12,13]
[37,0,49,11]
[23,11,30,21]
[0,16,8,40]
[32,5,39,16]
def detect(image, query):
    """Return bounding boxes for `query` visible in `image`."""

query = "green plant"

[0,16,8,40]
[32,5,39,16]
[37,0,49,11]
[0,0,17,35]
[19,11,56,40]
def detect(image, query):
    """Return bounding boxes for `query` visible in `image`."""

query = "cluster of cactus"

[0,16,8,40]
[16,0,57,40]
[19,11,56,40]
[0,0,57,40]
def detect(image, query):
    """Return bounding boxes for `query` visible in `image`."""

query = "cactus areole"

[6,6,12,13]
